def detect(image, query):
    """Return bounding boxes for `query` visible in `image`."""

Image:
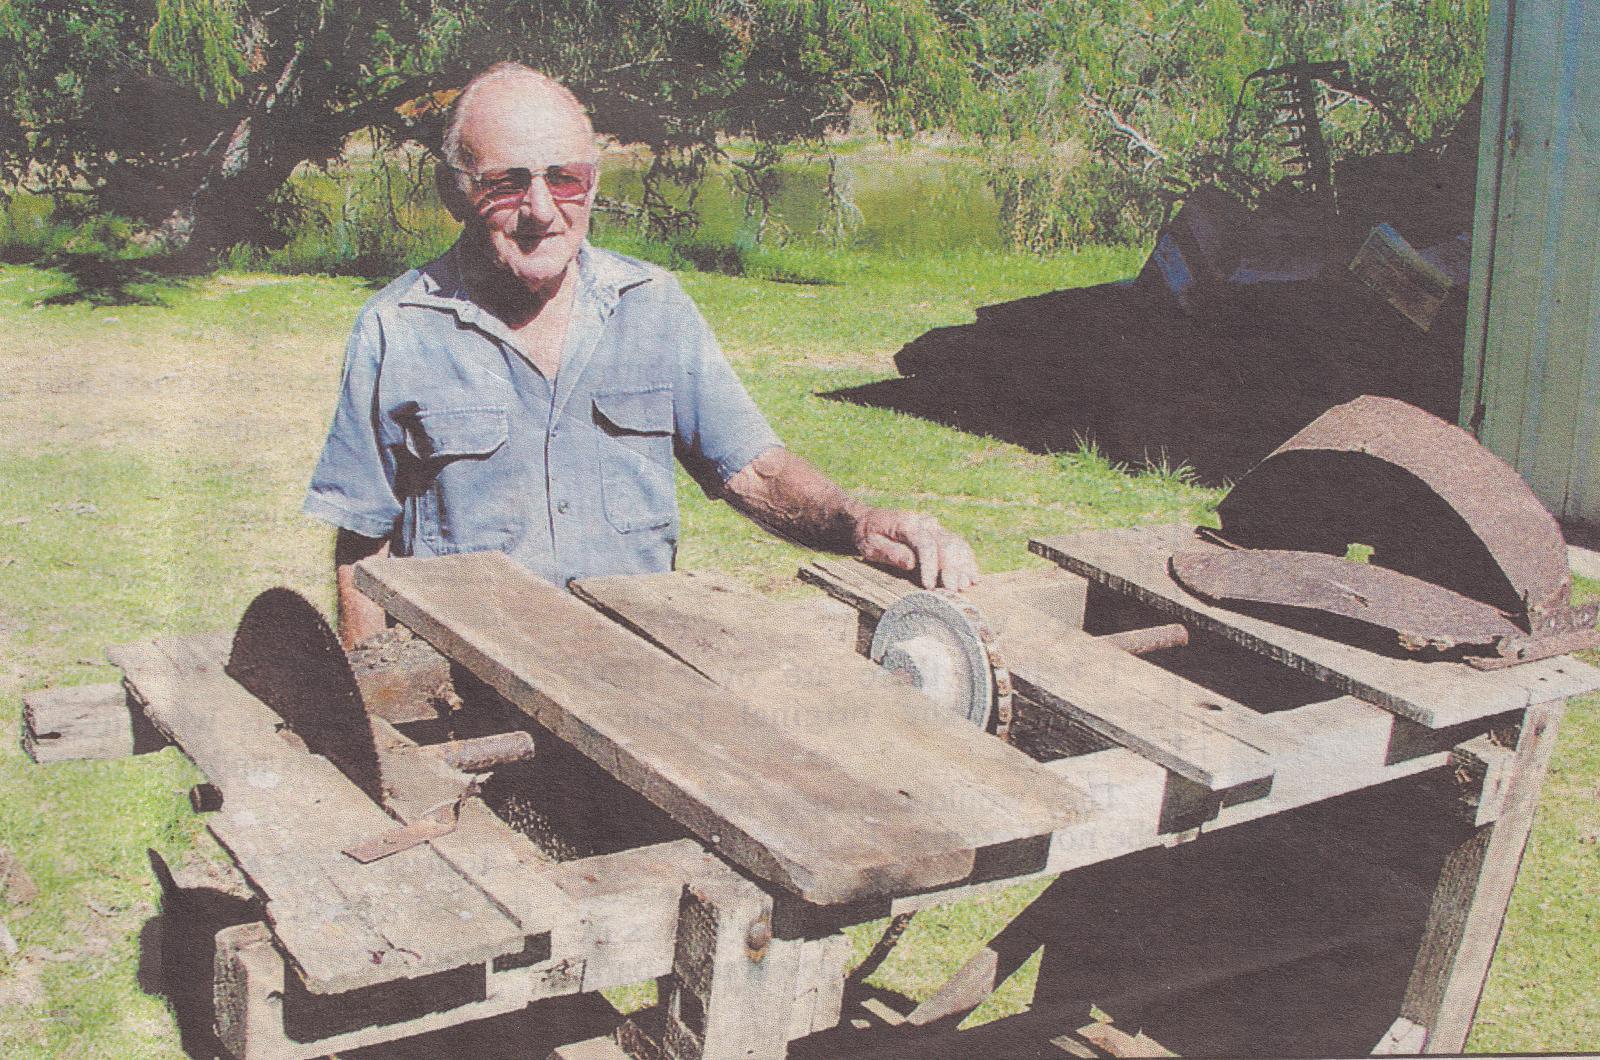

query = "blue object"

[303,243,782,588]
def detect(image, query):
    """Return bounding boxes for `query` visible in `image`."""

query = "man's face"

[453,80,598,298]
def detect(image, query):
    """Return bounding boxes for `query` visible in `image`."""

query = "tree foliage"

[0,0,1489,256]
[945,0,1490,246]
[0,0,967,254]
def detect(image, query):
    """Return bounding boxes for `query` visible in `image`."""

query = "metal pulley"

[869,591,1013,738]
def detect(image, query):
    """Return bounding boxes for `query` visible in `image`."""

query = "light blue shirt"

[302,243,782,587]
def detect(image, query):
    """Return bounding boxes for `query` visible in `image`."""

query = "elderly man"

[304,63,978,648]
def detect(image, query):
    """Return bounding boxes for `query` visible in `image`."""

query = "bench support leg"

[1395,700,1565,1053]
[615,877,849,1060]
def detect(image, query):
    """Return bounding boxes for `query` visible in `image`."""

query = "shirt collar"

[397,241,655,322]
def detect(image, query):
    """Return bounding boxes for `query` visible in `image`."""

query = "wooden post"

[1397,700,1565,1052]
[623,875,827,1060]
[214,922,292,1060]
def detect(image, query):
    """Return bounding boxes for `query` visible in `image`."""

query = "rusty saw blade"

[225,588,385,804]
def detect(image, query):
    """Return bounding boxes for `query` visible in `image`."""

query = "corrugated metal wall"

[1462,0,1600,527]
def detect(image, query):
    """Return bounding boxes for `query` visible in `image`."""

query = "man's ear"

[435,160,471,221]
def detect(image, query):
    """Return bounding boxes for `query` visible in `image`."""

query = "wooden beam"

[20,681,156,762]
[1030,526,1600,728]
[357,553,985,905]
[109,634,525,994]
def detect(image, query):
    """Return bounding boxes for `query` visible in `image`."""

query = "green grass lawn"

[0,244,1596,1056]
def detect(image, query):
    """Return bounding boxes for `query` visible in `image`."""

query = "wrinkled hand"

[853,507,980,591]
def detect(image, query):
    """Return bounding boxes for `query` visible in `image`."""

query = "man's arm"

[334,529,391,650]
[723,447,979,591]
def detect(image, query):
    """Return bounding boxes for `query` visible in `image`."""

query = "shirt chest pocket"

[592,387,676,533]
[402,406,517,553]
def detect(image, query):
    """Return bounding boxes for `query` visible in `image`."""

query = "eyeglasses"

[455,162,598,209]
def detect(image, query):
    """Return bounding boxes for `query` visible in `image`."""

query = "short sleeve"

[668,290,782,485]
[301,313,404,539]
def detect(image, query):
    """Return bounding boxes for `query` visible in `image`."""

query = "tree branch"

[1083,91,1166,165]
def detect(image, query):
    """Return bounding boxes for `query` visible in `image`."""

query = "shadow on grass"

[19,250,204,308]
[822,270,1467,488]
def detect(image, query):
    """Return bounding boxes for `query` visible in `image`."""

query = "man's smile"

[511,226,556,250]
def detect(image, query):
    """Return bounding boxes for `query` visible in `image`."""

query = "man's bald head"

[439,64,601,303]
[442,64,597,172]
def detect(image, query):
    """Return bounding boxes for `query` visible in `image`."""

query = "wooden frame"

[23,525,1597,1058]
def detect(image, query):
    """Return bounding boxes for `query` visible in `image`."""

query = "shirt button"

[556,500,570,514]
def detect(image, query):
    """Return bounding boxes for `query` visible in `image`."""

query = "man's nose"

[516,176,560,224]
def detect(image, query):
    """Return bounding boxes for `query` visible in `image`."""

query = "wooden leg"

[1397,700,1565,1053]
[634,877,832,1060]
[214,922,294,1060]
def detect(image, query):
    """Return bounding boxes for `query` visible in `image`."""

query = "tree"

[938,0,1489,246]
[0,0,967,256]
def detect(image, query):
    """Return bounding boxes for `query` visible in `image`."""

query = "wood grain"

[1031,524,1600,727]
[356,553,982,905]
[571,570,1085,851]
[108,635,523,994]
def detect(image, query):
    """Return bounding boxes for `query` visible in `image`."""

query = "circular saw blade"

[870,591,1012,735]
[225,588,384,804]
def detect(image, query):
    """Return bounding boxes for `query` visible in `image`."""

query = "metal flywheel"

[869,591,1013,738]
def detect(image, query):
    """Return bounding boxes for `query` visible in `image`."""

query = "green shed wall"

[1463,0,1600,527]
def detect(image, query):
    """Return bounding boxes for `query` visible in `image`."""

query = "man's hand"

[723,447,979,591]
[853,507,978,591]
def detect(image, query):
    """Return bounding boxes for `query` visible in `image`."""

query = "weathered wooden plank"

[356,553,978,906]
[108,635,523,994]
[800,557,1274,792]
[1400,699,1567,1052]
[543,840,731,992]
[20,681,146,762]
[992,622,1274,792]
[214,919,592,1060]
[798,557,907,618]
[570,571,1085,851]
[1031,524,1600,727]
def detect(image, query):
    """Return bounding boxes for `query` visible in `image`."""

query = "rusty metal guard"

[1172,396,1599,665]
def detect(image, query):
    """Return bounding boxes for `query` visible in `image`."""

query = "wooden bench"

[27,524,1599,1059]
